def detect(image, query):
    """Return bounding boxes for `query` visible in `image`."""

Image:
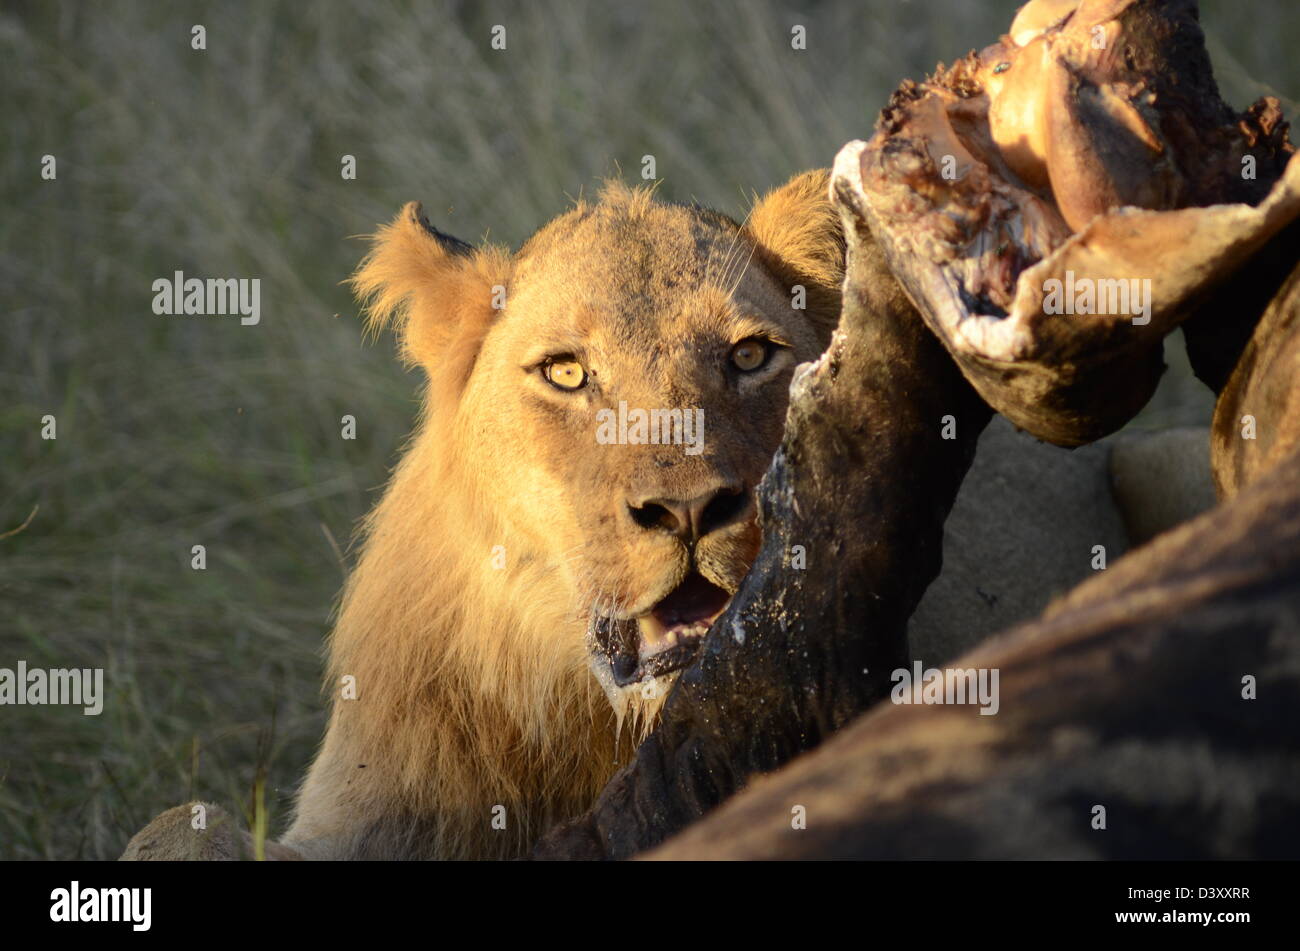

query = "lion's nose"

[627,483,749,541]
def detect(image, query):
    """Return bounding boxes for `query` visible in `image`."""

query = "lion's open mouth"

[591,572,731,687]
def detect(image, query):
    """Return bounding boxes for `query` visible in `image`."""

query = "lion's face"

[466,199,833,698]
[352,173,842,709]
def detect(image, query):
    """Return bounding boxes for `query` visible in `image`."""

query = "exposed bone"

[860,0,1295,445]
[1009,0,1082,47]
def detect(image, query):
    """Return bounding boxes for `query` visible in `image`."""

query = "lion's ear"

[744,169,845,338]
[350,202,509,391]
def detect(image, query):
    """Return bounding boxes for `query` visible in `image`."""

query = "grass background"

[2,0,1296,859]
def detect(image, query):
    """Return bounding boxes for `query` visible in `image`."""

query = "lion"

[123,170,846,860]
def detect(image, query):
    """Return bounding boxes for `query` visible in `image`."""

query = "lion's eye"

[543,357,588,391]
[729,338,770,373]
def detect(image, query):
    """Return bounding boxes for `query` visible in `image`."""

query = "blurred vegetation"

[1,0,1295,859]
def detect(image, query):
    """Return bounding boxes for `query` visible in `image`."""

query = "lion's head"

[351,172,843,719]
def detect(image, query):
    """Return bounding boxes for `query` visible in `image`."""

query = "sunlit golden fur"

[121,171,845,862]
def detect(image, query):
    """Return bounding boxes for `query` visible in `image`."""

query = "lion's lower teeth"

[677,622,708,641]
[635,616,713,660]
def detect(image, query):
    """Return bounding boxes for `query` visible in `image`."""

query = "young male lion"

[122,171,846,860]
